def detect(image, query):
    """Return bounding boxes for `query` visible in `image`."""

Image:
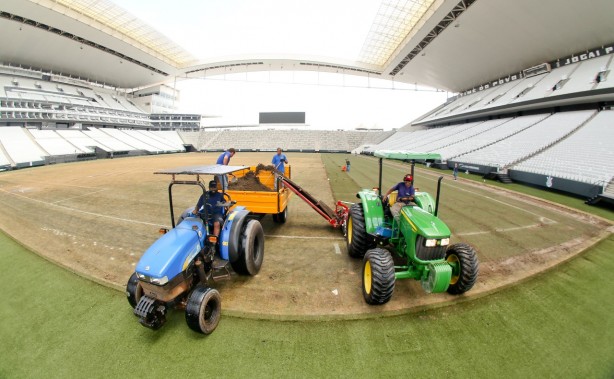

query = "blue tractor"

[126,165,265,334]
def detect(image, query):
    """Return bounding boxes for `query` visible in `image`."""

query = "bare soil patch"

[0,152,610,319]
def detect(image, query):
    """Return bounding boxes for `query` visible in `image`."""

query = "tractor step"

[212,259,232,281]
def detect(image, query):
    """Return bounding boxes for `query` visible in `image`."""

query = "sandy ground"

[0,152,610,320]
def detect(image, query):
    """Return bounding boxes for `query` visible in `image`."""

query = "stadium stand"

[512,110,614,185]
[1,43,612,200]
[0,126,47,167]
[192,129,390,153]
[452,110,595,169]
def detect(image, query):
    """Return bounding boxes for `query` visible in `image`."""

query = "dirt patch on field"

[0,152,611,320]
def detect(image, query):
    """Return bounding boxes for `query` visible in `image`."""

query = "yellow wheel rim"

[447,254,460,285]
[363,260,372,294]
[347,217,353,245]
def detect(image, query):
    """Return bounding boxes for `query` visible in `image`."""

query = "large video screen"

[259,112,305,124]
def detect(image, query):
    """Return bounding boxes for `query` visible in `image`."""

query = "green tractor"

[346,151,479,305]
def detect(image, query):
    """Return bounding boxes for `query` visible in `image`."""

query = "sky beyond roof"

[111,0,448,129]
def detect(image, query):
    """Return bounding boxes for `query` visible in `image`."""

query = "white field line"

[2,187,349,239]
[334,243,342,254]
[51,189,107,204]
[457,223,542,236]
[0,187,164,227]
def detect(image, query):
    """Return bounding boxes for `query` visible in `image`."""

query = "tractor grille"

[415,236,447,261]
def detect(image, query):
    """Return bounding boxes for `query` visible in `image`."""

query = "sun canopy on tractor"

[373,151,442,161]
[155,165,250,176]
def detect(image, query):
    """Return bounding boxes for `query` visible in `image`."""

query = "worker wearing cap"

[193,180,225,238]
[384,174,415,218]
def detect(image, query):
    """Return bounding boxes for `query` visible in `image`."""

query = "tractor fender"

[356,189,385,234]
[414,192,436,215]
[220,207,250,262]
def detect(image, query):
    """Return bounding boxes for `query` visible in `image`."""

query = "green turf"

[1,229,613,378]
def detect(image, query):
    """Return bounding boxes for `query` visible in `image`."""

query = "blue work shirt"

[197,191,224,217]
[272,153,288,174]
[216,151,232,165]
[392,182,415,203]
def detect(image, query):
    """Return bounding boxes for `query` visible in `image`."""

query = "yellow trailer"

[226,165,292,223]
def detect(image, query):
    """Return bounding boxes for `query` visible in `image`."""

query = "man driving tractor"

[384,174,415,218]
[192,180,225,238]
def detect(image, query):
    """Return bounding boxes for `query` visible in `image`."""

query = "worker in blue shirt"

[271,147,288,175]
[384,174,415,218]
[192,180,225,238]
[215,148,235,190]
[271,147,288,190]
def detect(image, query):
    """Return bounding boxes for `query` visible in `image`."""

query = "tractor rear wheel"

[362,248,395,305]
[445,243,479,295]
[126,272,143,308]
[347,203,375,258]
[185,286,221,335]
[231,219,265,275]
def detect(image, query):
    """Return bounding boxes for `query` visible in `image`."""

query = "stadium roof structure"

[1,0,614,93]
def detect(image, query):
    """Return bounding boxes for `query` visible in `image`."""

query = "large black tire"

[185,286,221,335]
[231,219,265,275]
[445,243,479,295]
[362,248,395,305]
[346,203,375,258]
[272,206,288,224]
[126,272,143,308]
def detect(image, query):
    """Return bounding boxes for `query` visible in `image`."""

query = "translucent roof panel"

[52,0,198,66]
[358,0,439,67]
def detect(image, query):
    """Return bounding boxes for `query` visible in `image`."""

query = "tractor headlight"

[425,238,450,247]
[150,276,169,285]
[136,273,146,280]
[425,239,437,247]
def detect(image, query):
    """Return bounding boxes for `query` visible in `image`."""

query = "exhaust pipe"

[434,176,443,217]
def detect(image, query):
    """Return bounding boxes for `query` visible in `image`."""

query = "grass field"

[0,152,613,377]
[1,225,613,378]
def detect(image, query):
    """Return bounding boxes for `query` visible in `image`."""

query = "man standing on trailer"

[215,148,235,190]
[271,147,289,190]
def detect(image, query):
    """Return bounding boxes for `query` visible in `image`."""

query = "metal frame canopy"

[154,165,249,176]
[374,151,442,161]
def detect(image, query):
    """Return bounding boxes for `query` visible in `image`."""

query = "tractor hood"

[135,218,206,283]
[400,206,450,238]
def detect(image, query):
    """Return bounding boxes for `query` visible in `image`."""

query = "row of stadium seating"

[190,129,394,152]
[420,52,614,123]
[368,109,614,188]
[0,73,152,128]
[0,127,185,169]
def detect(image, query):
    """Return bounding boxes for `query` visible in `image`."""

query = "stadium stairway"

[586,179,614,206]
[483,171,513,183]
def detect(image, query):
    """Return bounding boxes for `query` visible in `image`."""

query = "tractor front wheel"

[362,248,395,305]
[126,272,143,308]
[231,219,265,275]
[347,203,375,258]
[185,286,221,334]
[445,243,479,295]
